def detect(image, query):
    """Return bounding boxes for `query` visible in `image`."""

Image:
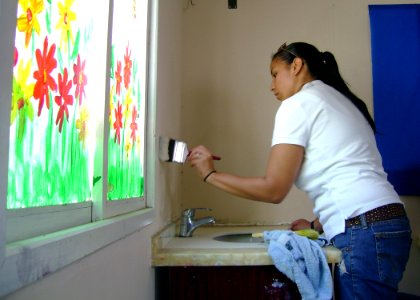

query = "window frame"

[0,0,158,296]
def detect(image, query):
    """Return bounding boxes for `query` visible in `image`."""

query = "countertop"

[152,223,342,267]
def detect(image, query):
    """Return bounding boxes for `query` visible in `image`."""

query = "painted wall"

[5,0,420,299]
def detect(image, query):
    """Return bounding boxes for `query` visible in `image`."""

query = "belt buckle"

[353,217,361,226]
[346,216,360,227]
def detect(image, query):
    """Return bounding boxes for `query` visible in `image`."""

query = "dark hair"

[272,42,376,133]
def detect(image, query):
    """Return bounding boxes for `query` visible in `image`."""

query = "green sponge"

[295,229,319,240]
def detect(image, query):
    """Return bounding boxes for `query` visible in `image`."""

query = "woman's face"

[270,58,295,101]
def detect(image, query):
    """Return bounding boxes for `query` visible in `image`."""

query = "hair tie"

[321,52,327,64]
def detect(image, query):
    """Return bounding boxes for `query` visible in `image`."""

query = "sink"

[213,233,265,243]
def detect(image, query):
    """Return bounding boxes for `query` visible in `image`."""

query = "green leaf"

[10,78,18,124]
[110,45,115,79]
[17,110,26,139]
[57,48,64,73]
[46,9,51,34]
[93,176,102,186]
[71,30,80,61]
[27,102,34,121]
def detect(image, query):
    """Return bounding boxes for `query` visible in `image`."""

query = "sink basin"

[213,233,265,243]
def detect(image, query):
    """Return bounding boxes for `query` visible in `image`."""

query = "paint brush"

[159,136,221,163]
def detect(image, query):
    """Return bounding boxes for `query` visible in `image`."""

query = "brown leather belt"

[345,203,406,227]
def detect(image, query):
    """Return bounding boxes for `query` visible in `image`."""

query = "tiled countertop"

[152,223,342,267]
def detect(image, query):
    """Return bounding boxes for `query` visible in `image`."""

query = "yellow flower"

[76,105,89,148]
[123,88,133,120]
[11,59,35,138]
[109,93,115,125]
[17,0,44,47]
[124,140,132,159]
[19,59,35,99]
[56,0,77,52]
[136,135,141,149]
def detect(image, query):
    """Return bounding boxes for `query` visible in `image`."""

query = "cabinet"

[155,265,300,300]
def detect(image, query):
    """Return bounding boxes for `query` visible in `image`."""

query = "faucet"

[179,208,215,237]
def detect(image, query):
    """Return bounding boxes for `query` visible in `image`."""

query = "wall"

[180,0,420,296]
[4,1,184,300]
[4,0,420,299]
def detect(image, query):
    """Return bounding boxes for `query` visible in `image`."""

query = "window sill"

[0,207,155,297]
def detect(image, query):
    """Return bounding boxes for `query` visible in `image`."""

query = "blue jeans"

[331,215,412,300]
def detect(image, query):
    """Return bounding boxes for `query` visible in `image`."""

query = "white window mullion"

[91,0,113,222]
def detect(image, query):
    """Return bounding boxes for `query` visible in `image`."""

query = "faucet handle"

[182,208,212,217]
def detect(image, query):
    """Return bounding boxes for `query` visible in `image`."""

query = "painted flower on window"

[109,91,115,125]
[11,59,35,139]
[130,105,138,143]
[14,47,19,67]
[115,60,123,96]
[124,139,132,159]
[113,101,123,144]
[123,88,133,120]
[55,67,73,132]
[123,45,132,89]
[17,0,44,48]
[76,105,89,148]
[33,36,57,116]
[73,54,87,105]
[56,0,77,52]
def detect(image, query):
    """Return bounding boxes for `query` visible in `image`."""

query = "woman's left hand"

[188,145,216,180]
[291,219,311,231]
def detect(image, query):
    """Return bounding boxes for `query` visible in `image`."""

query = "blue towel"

[264,230,333,300]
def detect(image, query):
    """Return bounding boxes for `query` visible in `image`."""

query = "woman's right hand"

[188,145,216,180]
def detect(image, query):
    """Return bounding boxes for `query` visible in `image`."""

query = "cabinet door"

[155,266,300,300]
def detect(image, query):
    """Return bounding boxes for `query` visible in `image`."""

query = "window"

[0,0,157,296]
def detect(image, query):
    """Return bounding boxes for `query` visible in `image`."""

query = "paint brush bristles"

[158,136,221,163]
[158,136,189,163]
[158,136,175,162]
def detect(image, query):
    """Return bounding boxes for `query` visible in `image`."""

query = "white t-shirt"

[271,80,401,241]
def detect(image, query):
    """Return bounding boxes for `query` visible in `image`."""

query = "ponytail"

[272,43,376,133]
[320,51,376,133]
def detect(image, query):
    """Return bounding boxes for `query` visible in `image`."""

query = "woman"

[188,42,412,299]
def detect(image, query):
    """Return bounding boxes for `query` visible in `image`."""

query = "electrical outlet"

[228,0,237,9]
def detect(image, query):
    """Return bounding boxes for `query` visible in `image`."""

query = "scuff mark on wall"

[16,246,50,285]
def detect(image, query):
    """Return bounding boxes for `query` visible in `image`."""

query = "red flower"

[115,60,122,95]
[113,101,123,144]
[130,105,138,142]
[14,47,18,66]
[33,36,57,116]
[123,46,132,89]
[55,68,73,132]
[73,54,87,105]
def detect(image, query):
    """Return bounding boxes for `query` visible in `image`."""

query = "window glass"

[8,0,109,209]
[107,0,148,201]
[7,0,150,211]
